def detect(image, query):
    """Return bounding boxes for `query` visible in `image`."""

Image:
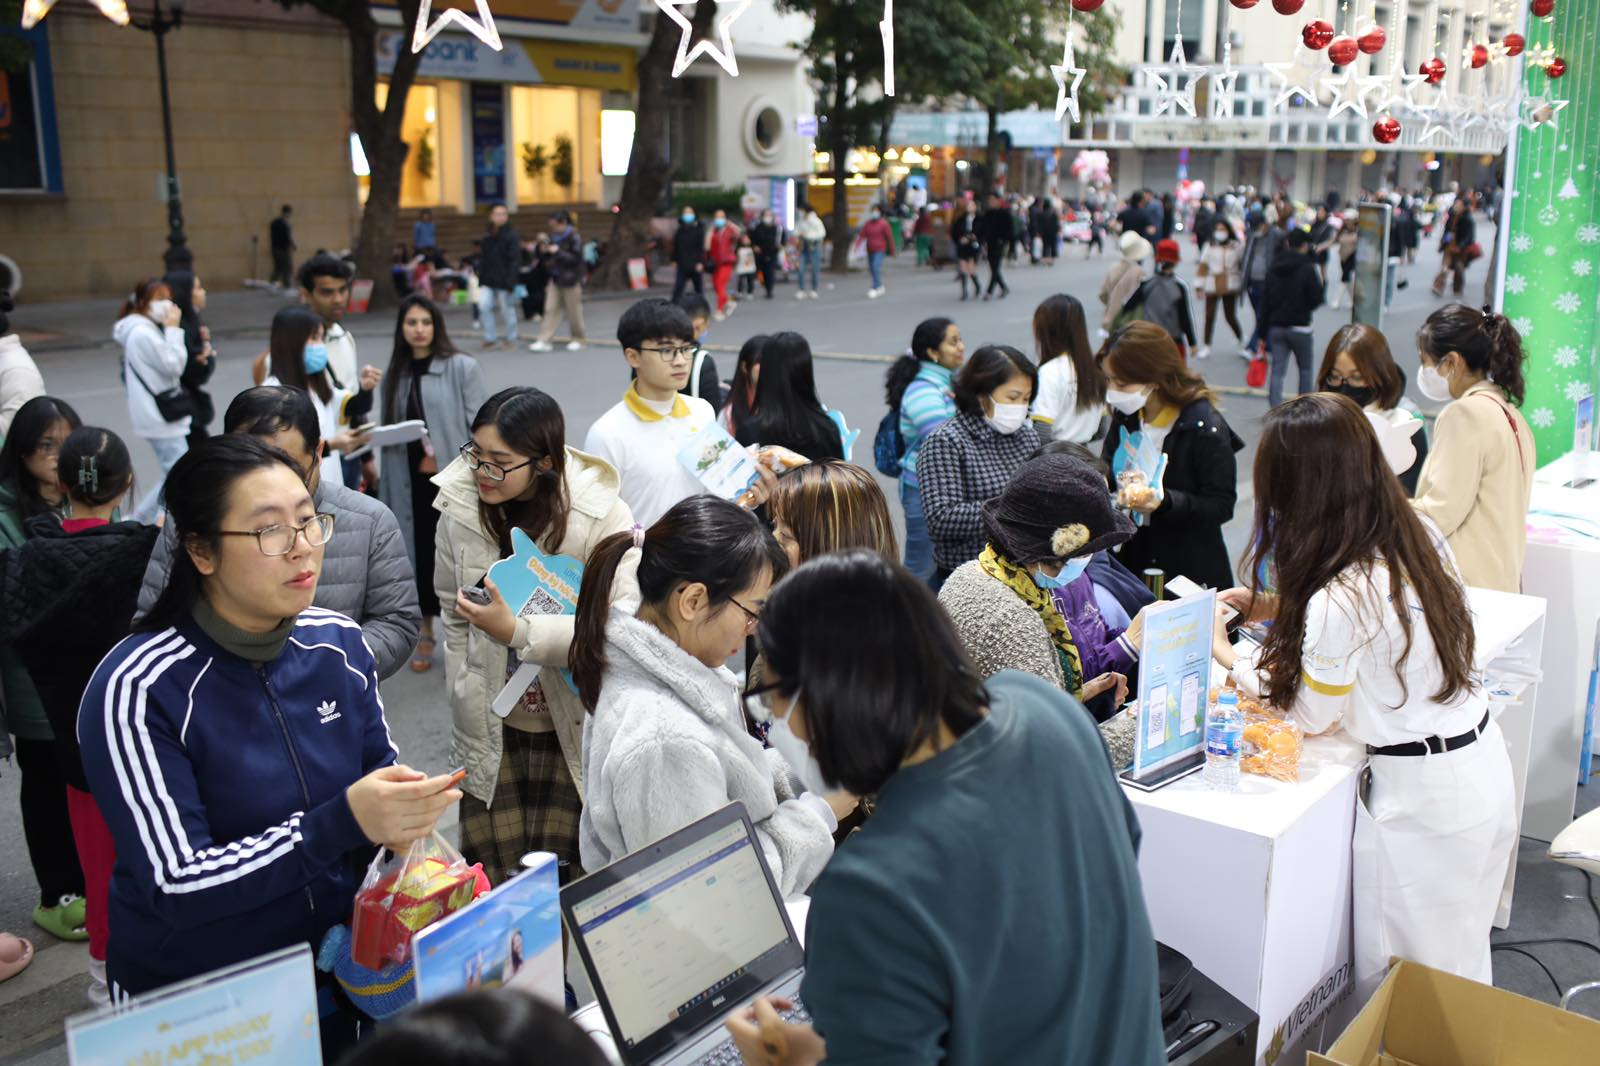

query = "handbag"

[125,354,194,423]
[1246,352,1268,389]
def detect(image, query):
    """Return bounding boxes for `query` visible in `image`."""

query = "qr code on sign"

[520,588,564,617]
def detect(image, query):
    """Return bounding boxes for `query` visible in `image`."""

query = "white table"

[1520,451,1600,840]
[572,899,812,1065]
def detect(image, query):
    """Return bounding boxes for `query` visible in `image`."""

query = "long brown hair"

[1033,294,1105,408]
[1096,321,1211,410]
[1246,393,1475,709]
[1317,323,1405,410]
[469,387,570,555]
[768,461,899,564]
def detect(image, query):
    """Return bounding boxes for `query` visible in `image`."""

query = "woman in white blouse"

[1213,393,1515,990]
[1028,294,1106,444]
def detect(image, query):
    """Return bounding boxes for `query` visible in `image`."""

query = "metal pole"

[152,0,191,274]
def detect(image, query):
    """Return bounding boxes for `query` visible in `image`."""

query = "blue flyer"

[1132,590,1215,775]
[489,527,584,713]
[413,853,563,1009]
[65,944,321,1066]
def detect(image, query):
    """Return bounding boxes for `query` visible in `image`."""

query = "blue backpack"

[873,406,904,478]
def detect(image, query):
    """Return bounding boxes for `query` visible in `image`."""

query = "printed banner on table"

[65,945,321,1066]
[413,853,563,1008]
[1133,591,1215,775]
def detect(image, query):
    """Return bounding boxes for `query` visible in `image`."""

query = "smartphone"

[445,765,467,787]
[460,585,492,607]
[1167,574,1239,626]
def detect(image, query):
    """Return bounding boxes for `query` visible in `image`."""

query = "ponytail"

[569,495,788,711]
[1417,303,1528,407]
[886,317,955,407]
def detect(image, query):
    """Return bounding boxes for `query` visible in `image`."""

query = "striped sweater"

[897,361,957,489]
[78,607,397,996]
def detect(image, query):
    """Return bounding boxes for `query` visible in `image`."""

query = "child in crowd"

[735,235,758,297]
[674,293,724,410]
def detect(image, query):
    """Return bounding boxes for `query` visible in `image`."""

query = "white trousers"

[1353,718,1517,987]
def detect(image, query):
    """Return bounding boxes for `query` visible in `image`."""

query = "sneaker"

[528,340,554,352]
[713,310,727,322]
[565,340,584,351]
[1239,346,1256,360]
[809,291,820,299]
[725,301,739,317]
[867,288,881,299]
[33,895,88,942]
[1194,344,1211,360]
[796,290,807,300]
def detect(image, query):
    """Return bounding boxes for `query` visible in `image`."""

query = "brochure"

[413,853,563,1008]
[490,527,585,715]
[344,418,428,458]
[677,420,762,502]
[66,944,321,1066]
[1131,589,1215,777]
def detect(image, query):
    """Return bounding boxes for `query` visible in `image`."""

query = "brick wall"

[0,10,359,299]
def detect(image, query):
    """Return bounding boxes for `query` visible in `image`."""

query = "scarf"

[979,544,1084,696]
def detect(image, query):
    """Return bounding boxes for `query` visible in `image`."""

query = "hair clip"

[78,455,99,494]
[631,524,645,549]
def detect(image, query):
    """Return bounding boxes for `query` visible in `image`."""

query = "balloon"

[1329,36,1359,66]
[1530,0,1555,17]
[1358,25,1386,54]
[1546,56,1567,77]
[1229,0,1260,7]
[1302,20,1335,49]
[1503,33,1525,57]
[1470,44,1489,69]
[1420,57,1446,84]
[1271,0,1305,13]
[1070,0,1105,10]
[1373,116,1401,144]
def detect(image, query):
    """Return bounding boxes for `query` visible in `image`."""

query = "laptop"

[560,803,810,1066]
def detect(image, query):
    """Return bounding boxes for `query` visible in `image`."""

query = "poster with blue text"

[1133,590,1214,775]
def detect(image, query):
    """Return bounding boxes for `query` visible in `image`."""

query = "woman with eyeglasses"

[571,494,842,898]
[79,436,457,1049]
[378,294,488,674]
[433,387,636,886]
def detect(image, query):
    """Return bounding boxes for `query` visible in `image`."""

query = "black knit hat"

[981,453,1136,565]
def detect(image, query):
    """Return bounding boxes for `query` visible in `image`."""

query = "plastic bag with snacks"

[1239,711,1304,782]
[1110,425,1168,527]
[350,832,490,971]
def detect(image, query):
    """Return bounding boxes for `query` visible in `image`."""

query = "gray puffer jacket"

[938,560,1138,769]
[136,479,421,679]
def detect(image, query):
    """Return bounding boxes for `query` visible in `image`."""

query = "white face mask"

[147,298,175,323]
[766,708,832,795]
[1105,385,1152,416]
[1415,361,1454,403]
[985,402,1030,435]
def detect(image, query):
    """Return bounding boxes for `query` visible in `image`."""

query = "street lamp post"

[131,0,190,274]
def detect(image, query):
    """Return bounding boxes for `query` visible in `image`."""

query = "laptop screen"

[568,817,796,1055]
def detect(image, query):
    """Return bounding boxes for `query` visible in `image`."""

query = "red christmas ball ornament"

[1469,43,1489,69]
[1069,0,1105,10]
[1358,25,1386,54]
[1229,0,1260,7]
[1546,56,1567,77]
[1329,36,1360,66]
[1420,56,1446,84]
[1502,33,1525,57]
[1373,116,1401,144]
[1530,0,1555,17]
[1302,20,1335,49]
[1271,0,1305,14]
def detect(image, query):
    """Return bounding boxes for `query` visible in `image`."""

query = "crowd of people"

[0,173,1540,1063]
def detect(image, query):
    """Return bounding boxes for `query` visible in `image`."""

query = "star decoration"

[413,0,502,52]
[1373,66,1428,116]
[1209,41,1241,121]
[1052,35,1088,123]
[1418,86,1458,144]
[1321,66,1386,120]
[656,0,752,78]
[1518,93,1569,132]
[1265,43,1328,111]
[880,0,895,96]
[1142,38,1205,118]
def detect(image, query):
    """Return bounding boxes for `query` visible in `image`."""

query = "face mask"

[1105,385,1152,416]
[1214,231,1230,242]
[767,707,832,795]
[985,402,1030,435]
[713,218,727,229]
[1330,382,1377,408]
[1033,555,1091,590]
[303,342,330,376]
[1415,361,1453,403]
[147,299,175,322]
[681,213,695,224]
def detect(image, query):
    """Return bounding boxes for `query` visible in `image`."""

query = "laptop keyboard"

[691,1000,811,1065]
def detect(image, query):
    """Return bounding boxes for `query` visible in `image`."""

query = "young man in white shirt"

[584,299,717,526]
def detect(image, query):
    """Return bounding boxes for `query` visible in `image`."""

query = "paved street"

[13,227,1596,1062]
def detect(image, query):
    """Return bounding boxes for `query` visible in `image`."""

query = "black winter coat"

[673,220,706,267]
[1102,397,1243,591]
[1262,248,1324,328]
[0,517,161,790]
[478,224,524,289]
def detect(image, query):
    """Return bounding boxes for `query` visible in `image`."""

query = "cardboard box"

[1310,959,1600,1065]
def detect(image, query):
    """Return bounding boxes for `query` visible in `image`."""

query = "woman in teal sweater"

[0,395,88,941]
[884,317,964,585]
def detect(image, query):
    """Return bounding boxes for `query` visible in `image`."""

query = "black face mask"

[1328,382,1376,408]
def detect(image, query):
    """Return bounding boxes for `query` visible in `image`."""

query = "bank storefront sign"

[376,31,635,91]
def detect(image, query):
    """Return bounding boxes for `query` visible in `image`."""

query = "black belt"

[1368,713,1490,758]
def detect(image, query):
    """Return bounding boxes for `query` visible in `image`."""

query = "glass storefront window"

[510,84,602,205]
[364,81,444,208]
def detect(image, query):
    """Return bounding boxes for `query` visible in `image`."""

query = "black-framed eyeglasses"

[1324,371,1367,387]
[729,596,762,630]
[741,680,787,733]
[459,443,535,483]
[635,344,697,364]
[218,513,335,557]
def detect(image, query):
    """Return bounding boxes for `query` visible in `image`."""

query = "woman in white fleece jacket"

[571,494,839,898]
[113,278,191,522]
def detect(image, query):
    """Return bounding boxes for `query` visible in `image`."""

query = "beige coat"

[1098,259,1145,333]
[433,449,641,805]
[1197,241,1243,296]
[1413,381,1534,594]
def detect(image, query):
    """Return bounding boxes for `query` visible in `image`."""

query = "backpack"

[1111,278,1152,333]
[873,407,905,478]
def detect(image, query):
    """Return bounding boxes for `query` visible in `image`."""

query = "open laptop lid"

[560,802,805,1066]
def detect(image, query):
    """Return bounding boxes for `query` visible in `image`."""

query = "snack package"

[1239,712,1304,782]
[351,832,491,971]
[1110,425,1169,527]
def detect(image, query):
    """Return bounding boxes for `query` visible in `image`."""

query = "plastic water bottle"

[1204,690,1243,792]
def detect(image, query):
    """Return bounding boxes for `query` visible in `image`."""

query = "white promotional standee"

[65,945,323,1066]
[413,852,564,1008]
[1119,588,1215,791]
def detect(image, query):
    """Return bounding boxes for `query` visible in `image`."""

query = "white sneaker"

[713,310,727,322]
[528,340,553,352]
[796,290,807,300]
[1193,344,1210,360]
[725,301,739,317]
[867,288,882,299]
[1238,346,1256,360]
[565,340,584,351]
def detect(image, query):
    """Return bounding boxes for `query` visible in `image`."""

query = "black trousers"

[270,247,294,288]
[14,737,84,907]
[986,246,1008,294]
[410,462,442,616]
[671,264,705,301]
